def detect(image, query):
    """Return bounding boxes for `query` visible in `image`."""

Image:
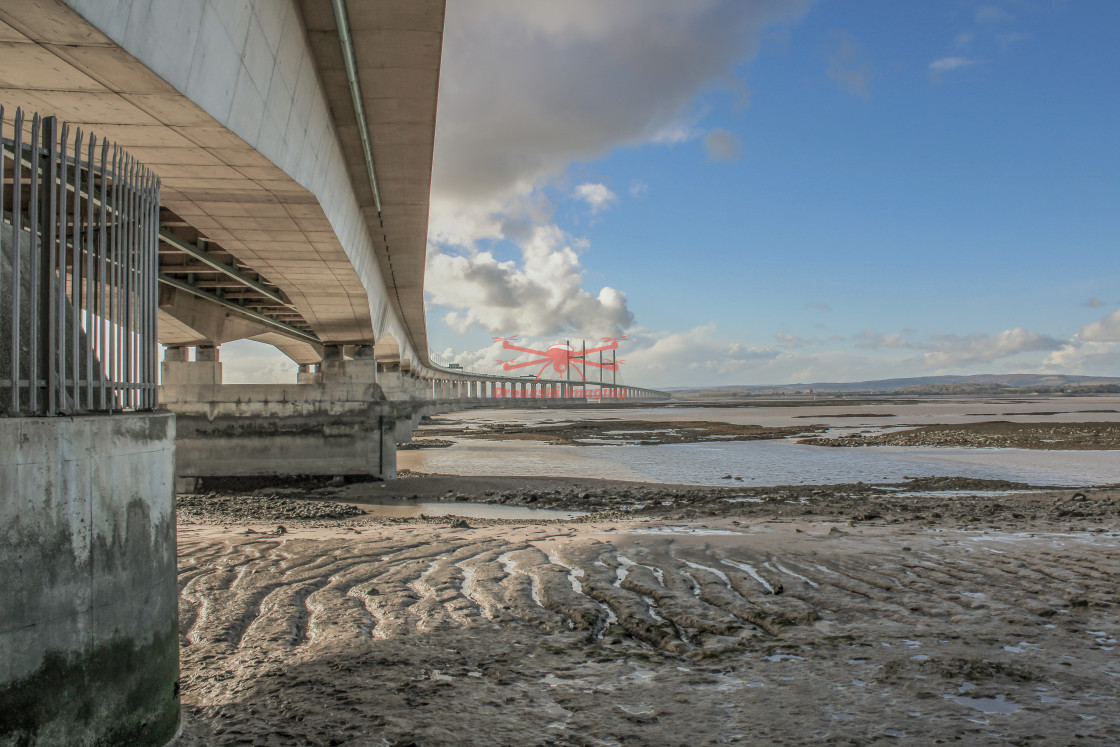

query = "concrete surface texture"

[0,412,179,746]
[0,0,442,363]
[164,379,399,479]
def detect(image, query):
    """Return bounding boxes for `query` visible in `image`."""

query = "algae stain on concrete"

[0,623,179,746]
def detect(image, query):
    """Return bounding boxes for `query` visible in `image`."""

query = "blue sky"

[220,1,1119,388]
[420,0,1120,388]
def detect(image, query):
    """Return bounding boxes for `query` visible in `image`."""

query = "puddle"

[626,526,742,536]
[948,694,1021,715]
[950,686,1019,715]
[876,490,1048,499]
[349,499,585,521]
[682,559,731,586]
[766,654,805,662]
[770,561,819,588]
[723,559,776,593]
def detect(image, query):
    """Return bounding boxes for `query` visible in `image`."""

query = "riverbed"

[400,396,1120,487]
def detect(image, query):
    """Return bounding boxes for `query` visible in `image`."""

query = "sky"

[229,0,1120,388]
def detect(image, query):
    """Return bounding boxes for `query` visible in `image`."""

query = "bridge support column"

[162,375,399,481]
[1,412,180,746]
[297,362,320,385]
[376,363,405,400]
[161,344,222,386]
[320,345,376,386]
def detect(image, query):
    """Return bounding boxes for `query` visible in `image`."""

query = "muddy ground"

[414,418,825,446]
[799,421,1120,450]
[411,415,1120,451]
[174,477,1120,745]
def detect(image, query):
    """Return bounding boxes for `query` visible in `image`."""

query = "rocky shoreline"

[414,417,825,446]
[798,420,1120,450]
[177,475,1120,533]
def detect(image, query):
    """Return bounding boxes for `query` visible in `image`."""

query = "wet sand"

[800,421,1120,450]
[174,479,1120,745]
[415,418,825,446]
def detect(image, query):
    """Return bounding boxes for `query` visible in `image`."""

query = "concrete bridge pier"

[162,342,401,485]
[1,117,179,744]
[161,345,221,387]
[377,363,406,399]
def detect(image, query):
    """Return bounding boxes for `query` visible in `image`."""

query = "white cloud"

[912,328,1063,369]
[854,330,913,350]
[1079,308,1120,343]
[425,224,633,338]
[807,301,830,312]
[1043,341,1120,373]
[826,29,874,99]
[629,180,649,198]
[573,182,617,213]
[941,4,1028,75]
[437,317,1116,389]
[620,326,784,384]
[929,56,982,72]
[1041,309,1120,374]
[703,129,743,162]
[1082,297,1106,309]
[426,2,812,348]
[217,339,297,384]
[432,0,812,214]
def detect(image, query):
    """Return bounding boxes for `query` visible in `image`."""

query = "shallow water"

[400,400,1120,487]
[349,499,585,520]
[400,437,1120,487]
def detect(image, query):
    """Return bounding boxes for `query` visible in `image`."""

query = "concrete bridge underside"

[0,0,438,364]
[1,0,667,486]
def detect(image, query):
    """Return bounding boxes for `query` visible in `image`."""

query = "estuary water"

[398,397,1120,487]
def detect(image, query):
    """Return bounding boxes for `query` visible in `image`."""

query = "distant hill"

[669,373,1120,398]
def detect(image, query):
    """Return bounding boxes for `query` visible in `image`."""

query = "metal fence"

[1,108,160,416]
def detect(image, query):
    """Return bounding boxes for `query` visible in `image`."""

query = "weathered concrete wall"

[162,383,472,481]
[0,412,179,746]
[164,383,396,479]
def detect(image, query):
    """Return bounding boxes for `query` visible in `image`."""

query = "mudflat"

[800,421,1120,450]
[175,478,1120,745]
